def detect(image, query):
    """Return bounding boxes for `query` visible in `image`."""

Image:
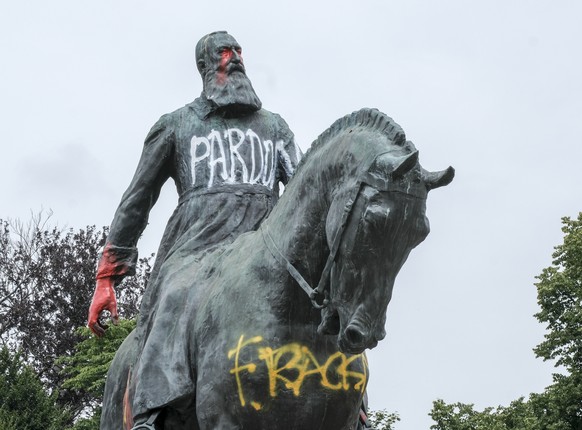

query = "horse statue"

[102,108,454,430]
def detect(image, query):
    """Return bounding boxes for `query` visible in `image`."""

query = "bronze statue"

[89,32,454,430]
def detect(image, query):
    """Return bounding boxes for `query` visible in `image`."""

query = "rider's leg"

[130,409,162,430]
[358,392,375,429]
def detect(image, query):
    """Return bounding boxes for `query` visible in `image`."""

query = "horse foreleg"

[101,330,139,430]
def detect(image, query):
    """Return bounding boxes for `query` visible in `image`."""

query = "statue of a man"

[88,31,302,428]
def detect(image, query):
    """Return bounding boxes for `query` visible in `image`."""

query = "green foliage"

[525,372,582,429]
[0,347,70,430]
[0,214,150,420]
[430,392,580,430]
[530,213,582,428]
[368,409,400,430]
[429,213,582,430]
[67,412,102,430]
[59,319,136,426]
[534,214,582,374]
[429,398,540,430]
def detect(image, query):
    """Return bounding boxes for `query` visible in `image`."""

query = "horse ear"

[391,151,419,179]
[371,151,419,179]
[422,166,455,190]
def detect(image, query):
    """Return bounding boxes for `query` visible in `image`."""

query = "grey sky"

[1,1,581,428]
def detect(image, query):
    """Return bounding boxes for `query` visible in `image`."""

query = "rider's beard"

[203,68,262,115]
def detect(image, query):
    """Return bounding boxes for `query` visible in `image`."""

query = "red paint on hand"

[96,243,132,279]
[88,276,119,337]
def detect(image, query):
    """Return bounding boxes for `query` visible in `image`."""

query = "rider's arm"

[105,114,175,253]
[274,115,302,185]
[89,114,175,335]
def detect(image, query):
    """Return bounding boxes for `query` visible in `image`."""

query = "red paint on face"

[216,49,232,85]
[221,49,234,67]
[216,47,243,85]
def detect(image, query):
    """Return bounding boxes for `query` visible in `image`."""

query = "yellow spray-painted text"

[228,335,367,409]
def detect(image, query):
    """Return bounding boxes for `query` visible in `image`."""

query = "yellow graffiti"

[227,335,263,406]
[227,335,367,408]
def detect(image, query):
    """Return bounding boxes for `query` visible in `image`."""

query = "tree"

[59,319,137,429]
[0,213,151,420]
[429,213,582,429]
[368,409,400,430]
[535,214,582,375]
[429,398,540,430]
[529,213,582,429]
[0,347,70,430]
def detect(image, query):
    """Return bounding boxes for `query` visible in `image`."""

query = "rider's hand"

[88,277,119,337]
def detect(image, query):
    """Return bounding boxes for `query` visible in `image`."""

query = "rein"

[262,151,393,310]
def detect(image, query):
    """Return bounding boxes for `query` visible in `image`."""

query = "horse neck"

[256,168,331,325]
[262,176,329,283]
[262,133,380,277]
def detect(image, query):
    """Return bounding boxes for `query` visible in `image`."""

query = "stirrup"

[130,410,161,430]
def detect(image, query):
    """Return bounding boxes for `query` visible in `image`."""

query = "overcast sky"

[2,1,581,428]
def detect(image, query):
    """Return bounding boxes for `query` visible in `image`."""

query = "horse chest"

[196,329,367,429]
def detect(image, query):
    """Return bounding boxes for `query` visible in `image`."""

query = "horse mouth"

[337,337,378,355]
[317,307,341,335]
[337,323,379,354]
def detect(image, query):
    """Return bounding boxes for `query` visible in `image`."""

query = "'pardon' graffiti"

[191,128,283,188]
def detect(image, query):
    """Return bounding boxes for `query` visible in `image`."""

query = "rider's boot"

[358,404,373,429]
[130,409,161,430]
[358,392,376,430]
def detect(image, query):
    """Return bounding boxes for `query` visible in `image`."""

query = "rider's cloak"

[98,96,301,421]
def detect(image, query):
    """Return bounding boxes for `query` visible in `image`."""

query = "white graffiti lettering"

[190,128,281,188]
[208,130,228,184]
[246,129,262,183]
[191,136,210,185]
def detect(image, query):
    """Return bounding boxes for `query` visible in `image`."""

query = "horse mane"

[293,108,407,175]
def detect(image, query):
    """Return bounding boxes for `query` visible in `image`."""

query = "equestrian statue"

[88,31,454,430]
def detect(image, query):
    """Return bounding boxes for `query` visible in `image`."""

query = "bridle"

[262,177,363,309]
[262,150,420,309]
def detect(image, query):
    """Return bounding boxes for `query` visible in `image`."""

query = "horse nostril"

[345,325,365,346]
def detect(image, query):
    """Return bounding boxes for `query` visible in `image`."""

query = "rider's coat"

[99,95,301,420]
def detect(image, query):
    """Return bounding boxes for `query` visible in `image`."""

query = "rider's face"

[198,32,261,112]
[207,34,245,77]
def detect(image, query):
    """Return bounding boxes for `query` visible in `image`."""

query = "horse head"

[319,143,454,354]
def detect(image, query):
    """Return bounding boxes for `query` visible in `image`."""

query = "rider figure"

[89,31,301,429]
